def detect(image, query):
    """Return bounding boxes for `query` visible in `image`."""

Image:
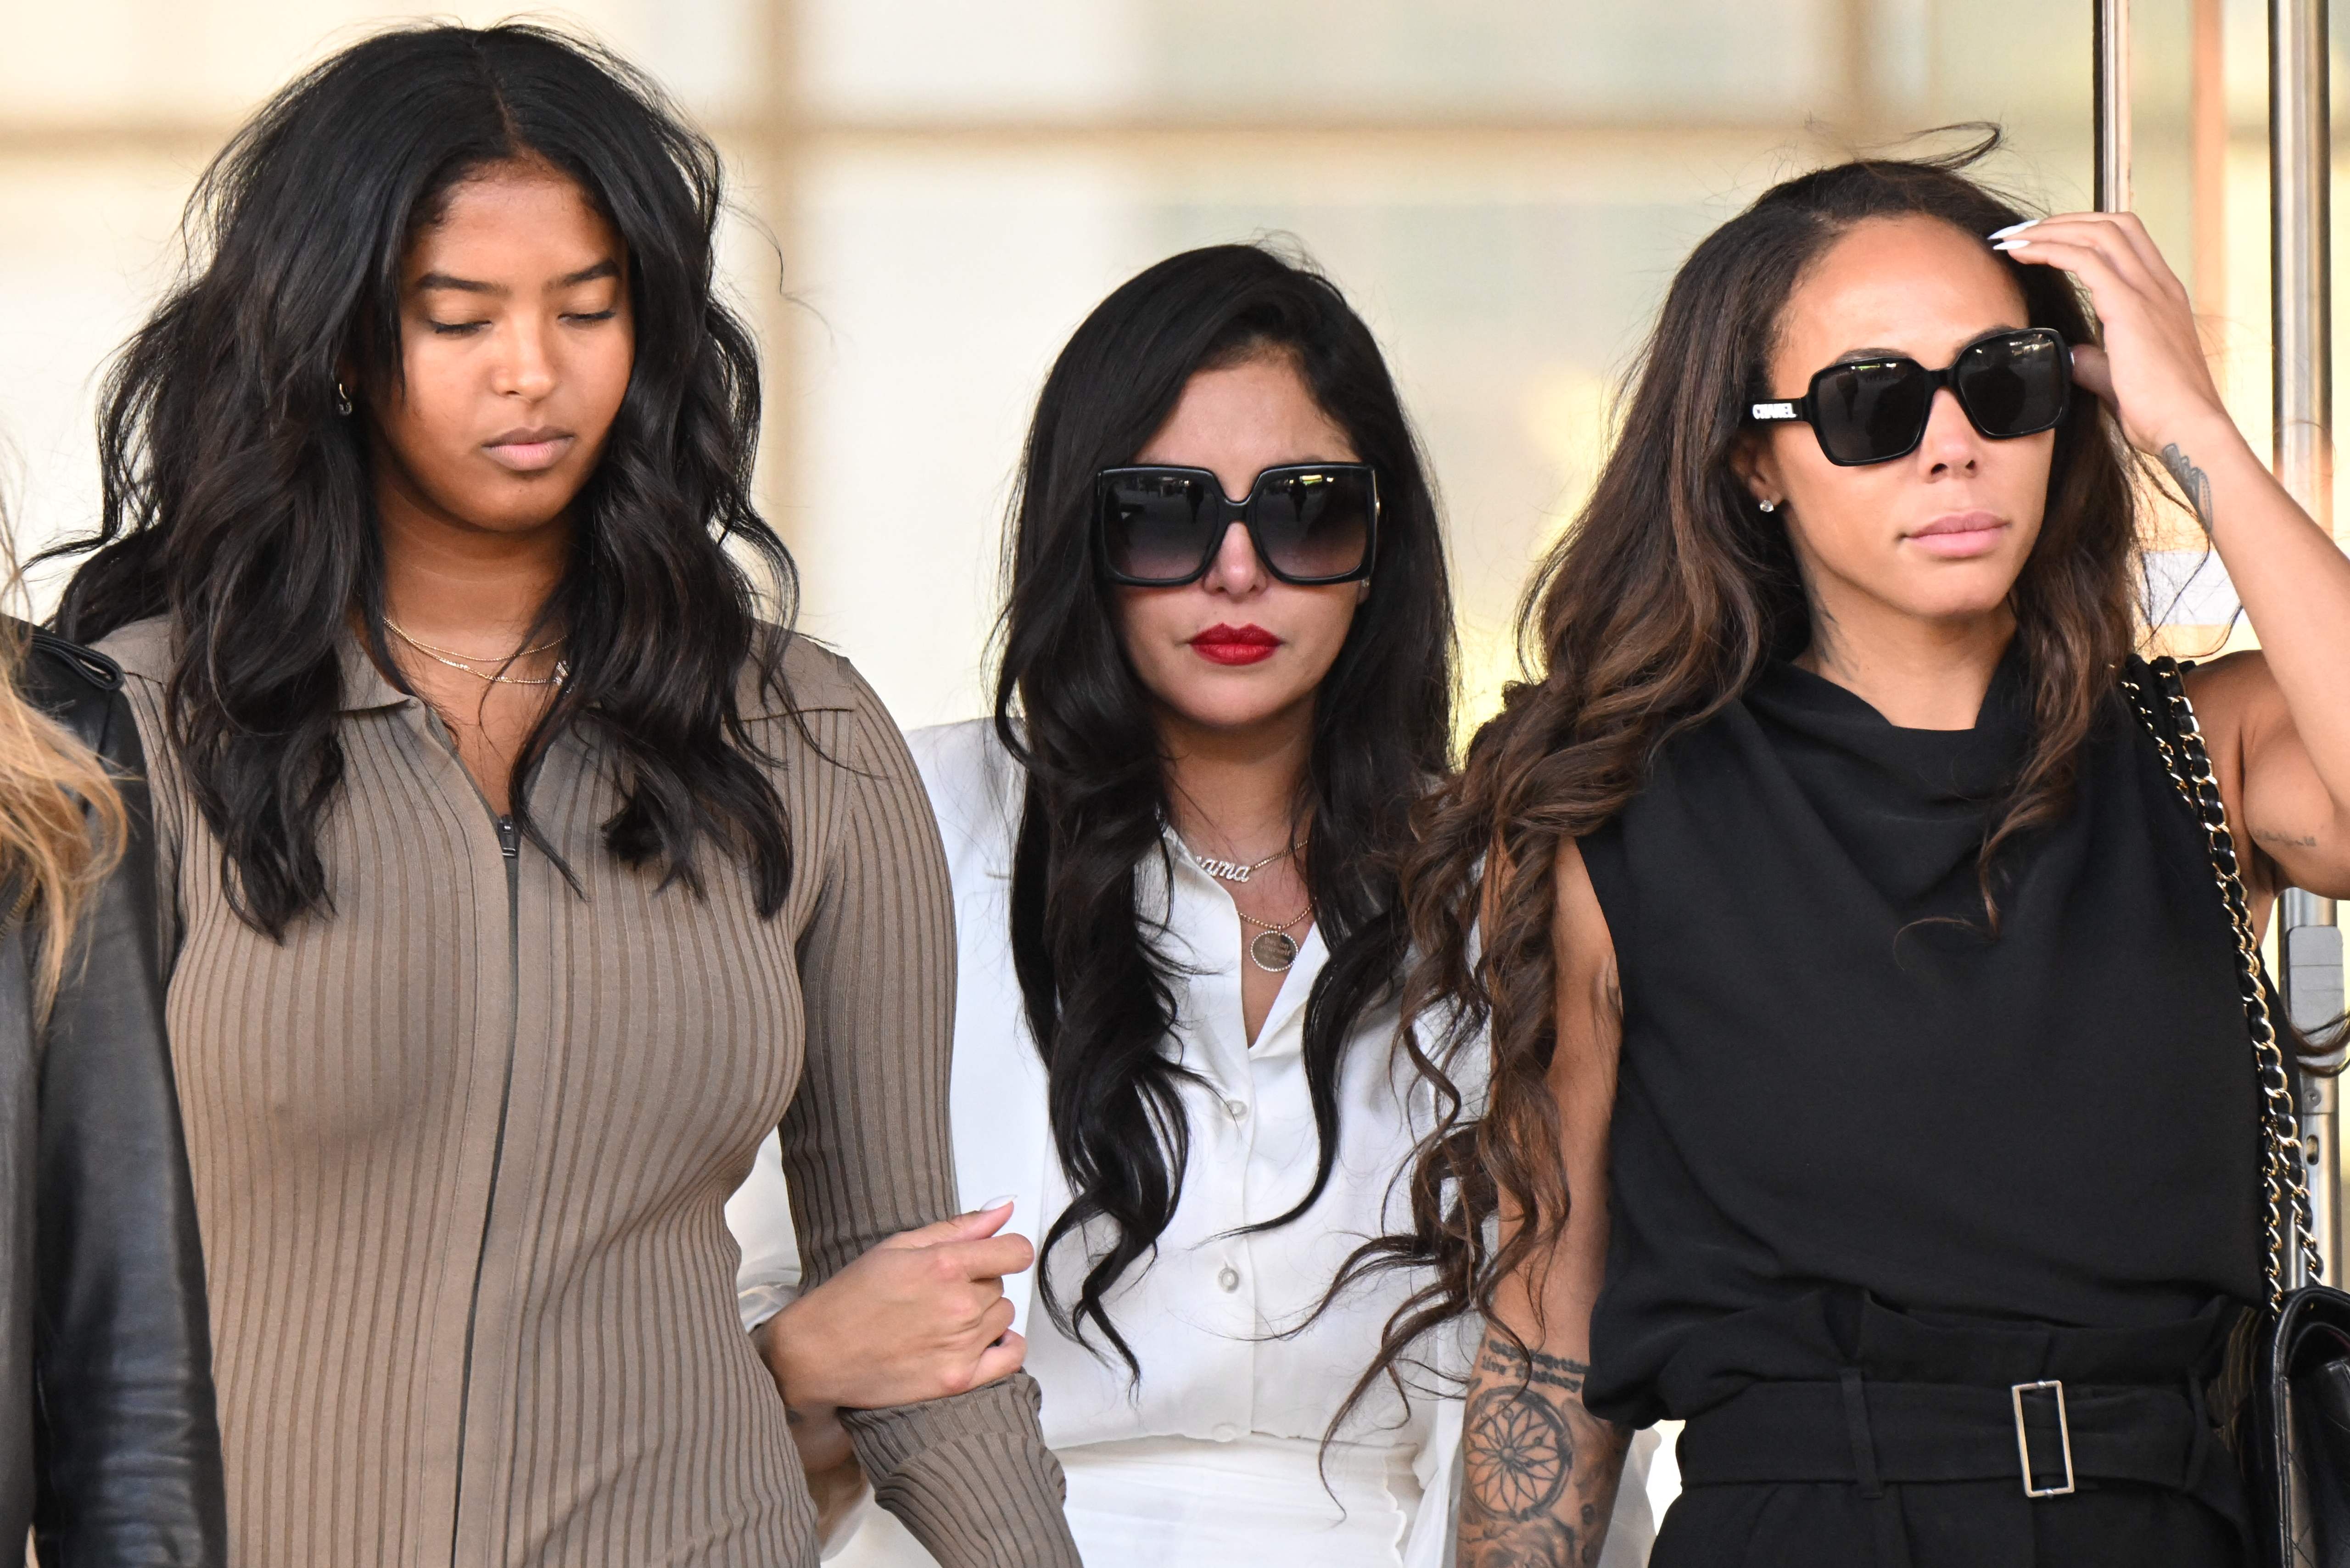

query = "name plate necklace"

[1178,834,1312,973]
[1184,844,1291,885]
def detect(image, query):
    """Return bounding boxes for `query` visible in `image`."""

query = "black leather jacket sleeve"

[26,633,227,1566]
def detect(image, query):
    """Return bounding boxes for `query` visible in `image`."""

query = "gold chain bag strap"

[2121,654,2350,1566]
[2119,655,2320,1304]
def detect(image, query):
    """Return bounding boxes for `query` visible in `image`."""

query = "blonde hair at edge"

[0,518,124,1015]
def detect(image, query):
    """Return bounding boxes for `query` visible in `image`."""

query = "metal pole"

[2189,0,2226,317]
[2283,892,2341,1288]
[2271,0,2339,1287]
[2272,0,2333,532]
[2095,0,2131,211]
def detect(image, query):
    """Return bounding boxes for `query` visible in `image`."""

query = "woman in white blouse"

[734,244,1652,1565]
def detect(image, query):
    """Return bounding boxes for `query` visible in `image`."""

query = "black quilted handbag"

[2125,655,2350,1566]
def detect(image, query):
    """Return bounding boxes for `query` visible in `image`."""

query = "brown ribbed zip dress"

[99,617,1076,1568]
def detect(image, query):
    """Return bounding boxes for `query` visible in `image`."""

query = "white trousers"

[828,1432,1425,1567]
[1062,1434,1423,1566]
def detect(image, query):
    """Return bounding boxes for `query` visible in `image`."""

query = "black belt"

[1676,1369,2238,1567]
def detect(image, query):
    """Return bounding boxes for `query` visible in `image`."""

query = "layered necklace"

[1178,834,1312,973]
[385,616,570,688]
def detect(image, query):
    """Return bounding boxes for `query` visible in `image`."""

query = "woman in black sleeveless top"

[1363,148,2350,1565]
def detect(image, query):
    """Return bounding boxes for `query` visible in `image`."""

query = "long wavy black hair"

[997,244,1456,1374]
[50,22,797,936]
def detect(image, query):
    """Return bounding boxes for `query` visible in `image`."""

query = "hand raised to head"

[1992,211,2235,461]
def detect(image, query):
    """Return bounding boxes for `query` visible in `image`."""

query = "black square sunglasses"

[1747,327,2072,466]
[1095,463,1379,587]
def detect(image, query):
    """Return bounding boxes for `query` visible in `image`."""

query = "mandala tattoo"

[1465,1386,1572,1519]
[1460,1330,1623,1566]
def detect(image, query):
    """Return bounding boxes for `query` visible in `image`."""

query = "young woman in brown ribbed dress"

[49,24,1074,1568]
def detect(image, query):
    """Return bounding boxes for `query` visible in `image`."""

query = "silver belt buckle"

[2010,1379,2076,1498]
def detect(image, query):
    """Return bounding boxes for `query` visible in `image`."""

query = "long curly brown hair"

[1336,136,2153,1420]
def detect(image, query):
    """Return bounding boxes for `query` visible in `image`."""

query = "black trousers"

[1654,1478,2244,1568]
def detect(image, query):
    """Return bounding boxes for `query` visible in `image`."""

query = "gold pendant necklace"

[1236,900,1314,973]
[1248,929,1300,972]
[384,616,569,688]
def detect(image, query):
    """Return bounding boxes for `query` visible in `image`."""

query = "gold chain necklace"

[384,616,569,688]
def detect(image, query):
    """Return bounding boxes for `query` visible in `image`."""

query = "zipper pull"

[495,817,520,859]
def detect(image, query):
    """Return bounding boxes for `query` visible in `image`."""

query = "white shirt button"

[1211,1422,1239,1442]
[1217,1265,1241,1293]
[1224,1098,1249,1121]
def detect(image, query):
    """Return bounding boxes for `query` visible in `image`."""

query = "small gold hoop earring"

[334,381,354,417]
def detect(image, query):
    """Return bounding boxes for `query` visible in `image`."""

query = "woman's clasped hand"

[756,1201,1031,1430]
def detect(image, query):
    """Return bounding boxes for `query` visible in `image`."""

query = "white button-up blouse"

[732,719,1655,1565]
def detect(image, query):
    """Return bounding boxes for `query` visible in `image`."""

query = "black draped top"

[1579,650,2264,1428]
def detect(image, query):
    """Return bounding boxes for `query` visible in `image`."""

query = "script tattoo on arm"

[2161,442,2216,537]
[1458,1328,1630,1568]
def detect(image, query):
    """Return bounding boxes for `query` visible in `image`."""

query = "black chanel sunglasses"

[1747,327,2072,466]
[1095,463,1378,587]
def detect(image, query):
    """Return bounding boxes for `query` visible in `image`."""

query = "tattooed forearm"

[1458,1329,1629,1568]
[1475,1341,1589,1391]
[2161,442,2216,536]
[2256,827,2321,850]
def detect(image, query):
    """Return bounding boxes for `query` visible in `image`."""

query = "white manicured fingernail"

[1992,239,2031,251]
[975,1194,1016,1212]
[1988,219,2040,239]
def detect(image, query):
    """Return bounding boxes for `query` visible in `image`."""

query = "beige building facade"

[0,1,2324,724]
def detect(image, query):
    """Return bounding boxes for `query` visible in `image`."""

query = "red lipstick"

[1189,623,1280,666]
